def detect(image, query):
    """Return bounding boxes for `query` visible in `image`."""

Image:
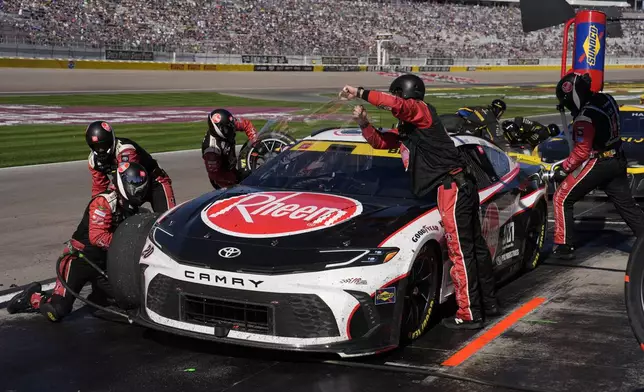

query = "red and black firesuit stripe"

[89,137,175,212]
[553,93,644,245]
[29,191,125,320]
[357,90,496,321]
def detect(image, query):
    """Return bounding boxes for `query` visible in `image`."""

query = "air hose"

[55,250,134,323]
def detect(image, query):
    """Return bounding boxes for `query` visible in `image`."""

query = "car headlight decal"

[322,248,399,269]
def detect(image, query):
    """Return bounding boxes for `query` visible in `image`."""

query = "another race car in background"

[105,125,550,358]
[510,105,644,196]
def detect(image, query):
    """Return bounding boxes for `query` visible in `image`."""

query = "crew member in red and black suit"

[7,163,151,321]
[340,74,499,329]
[551,72,644,259]
[86,120,176,212]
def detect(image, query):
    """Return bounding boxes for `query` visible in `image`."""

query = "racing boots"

[6,282,41,314]
[441,316,484,330]
[552,244,575,260]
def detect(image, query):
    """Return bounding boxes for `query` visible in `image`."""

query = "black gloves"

[551,164,568,183]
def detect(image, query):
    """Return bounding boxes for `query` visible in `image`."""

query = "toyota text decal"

[201,191,363,238]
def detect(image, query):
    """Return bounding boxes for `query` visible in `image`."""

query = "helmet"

[388,74,425,100]
[208,109,236,139]
[491,99,506,119]
[547,123,560,137]
[115,162,149,207]
[86,121,116,156]
[501,120,520,145]
[556,72,592,117]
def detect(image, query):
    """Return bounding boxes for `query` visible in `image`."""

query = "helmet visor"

[118,170,148,206]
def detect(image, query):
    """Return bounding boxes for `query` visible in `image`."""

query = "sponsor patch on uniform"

[201,191,363,238]
[93,209,106,217]
[375,287,396,305]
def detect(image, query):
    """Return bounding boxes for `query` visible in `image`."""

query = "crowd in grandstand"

[1,0,643,58]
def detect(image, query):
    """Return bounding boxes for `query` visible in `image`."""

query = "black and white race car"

[108,128,549,358]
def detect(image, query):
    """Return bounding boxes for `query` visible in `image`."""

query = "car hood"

[150,186,436,273]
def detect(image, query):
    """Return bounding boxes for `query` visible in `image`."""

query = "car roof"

[304,127,505,151]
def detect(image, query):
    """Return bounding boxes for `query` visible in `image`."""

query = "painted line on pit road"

[441,297,547,367]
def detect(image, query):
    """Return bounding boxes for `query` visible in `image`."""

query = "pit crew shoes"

[441,316,484,330]
[6,282,42,314]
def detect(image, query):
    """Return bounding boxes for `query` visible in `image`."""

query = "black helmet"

[115,162,149,207]
[491,99,506,119]
[501,120,520,145]
[556,72,592,117]
[389,73,425,100]
[547,123,561,137]
[207,109,236,139]
[86,121,116,155]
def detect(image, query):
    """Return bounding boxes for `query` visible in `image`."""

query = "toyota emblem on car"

[218,247,241,258]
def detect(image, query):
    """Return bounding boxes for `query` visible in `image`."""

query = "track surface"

[1,203,643,392]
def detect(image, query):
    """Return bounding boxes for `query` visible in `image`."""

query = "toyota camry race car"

[511,104,644,196]
[107,128,549,358]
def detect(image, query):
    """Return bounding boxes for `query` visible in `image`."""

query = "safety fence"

[1,57,643,73]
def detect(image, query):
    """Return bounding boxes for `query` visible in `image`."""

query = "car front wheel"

[626,235,644,351]
[401,244,441,343]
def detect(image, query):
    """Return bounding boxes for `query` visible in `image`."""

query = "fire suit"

[357,89,496,321]
[88,137,175,212]
[457,106,503,142]
[511,117,551,149]
[29,191,128,321]
[202,117,258,189]
[553,93,644,246]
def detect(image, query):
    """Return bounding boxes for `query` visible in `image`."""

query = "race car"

[106,128,549,358]
[511,104,644,196]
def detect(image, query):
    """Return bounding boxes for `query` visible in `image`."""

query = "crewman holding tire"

[340,74,499,329]
[86,120,176,212]
[6,163,150,322]
[202,109,258,189]
[551,72,644,259]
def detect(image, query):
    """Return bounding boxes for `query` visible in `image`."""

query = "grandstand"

[0,0,642,59]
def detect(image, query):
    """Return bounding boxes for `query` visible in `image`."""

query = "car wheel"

[626,235,644,351]
[401,244,441,343]
[237,132,297,176]
[106,212,160,310]
[522,201,547,271]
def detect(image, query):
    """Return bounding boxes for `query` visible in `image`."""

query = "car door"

[479,144,521,268]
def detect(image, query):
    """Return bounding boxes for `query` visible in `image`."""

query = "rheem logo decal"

[201,191,363,238]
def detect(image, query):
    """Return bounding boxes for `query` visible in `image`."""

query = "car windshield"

[242,140,417,199]
[240,98,421,199]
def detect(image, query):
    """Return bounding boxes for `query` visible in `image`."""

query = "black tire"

[401,244,441,343]
[522,200,547,271]
[236,132,297,176]
[625,234,644,350]
[106,212,160,310]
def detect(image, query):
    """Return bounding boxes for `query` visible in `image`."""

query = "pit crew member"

[551,72,644,259]
[202,108,258,189]
[501,118,560,149]
[340,74,499,329]
[86,120,175,212]
[454,99,507,143]
[7,162,151,321]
